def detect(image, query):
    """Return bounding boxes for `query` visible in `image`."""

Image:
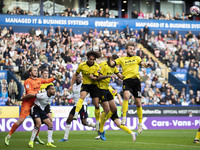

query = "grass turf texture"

[0,130,199,150]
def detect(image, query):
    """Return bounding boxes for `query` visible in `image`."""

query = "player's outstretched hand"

[55,72,63,80]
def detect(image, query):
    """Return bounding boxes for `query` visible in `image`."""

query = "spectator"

[124,25,131,38]
[5,97,13,106]
[8,26,14,35]
[8,79,18,101]
[30,28,35,37]
[0,88,8,98]
[132,11,138,19]
[1,78,8,91]
[189,98,196,105]
[35,28,42,36]
[144,25,150,35]
[138,10,144,19]
[181,99,189,106]
[153,10,160,19]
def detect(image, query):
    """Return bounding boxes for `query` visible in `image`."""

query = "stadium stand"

[0,21,199,107]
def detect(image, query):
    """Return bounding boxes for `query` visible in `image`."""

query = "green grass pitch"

[0,130,199,150]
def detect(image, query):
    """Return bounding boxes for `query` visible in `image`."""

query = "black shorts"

[123,78,141,98]
[81,84,100,98]
[99,89,113,103]
[44,104,52,114]
[111,111,119,121]
[30,105,48,123]
[70,105,88,120]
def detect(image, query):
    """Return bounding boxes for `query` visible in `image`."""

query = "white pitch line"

[57,139,200,148]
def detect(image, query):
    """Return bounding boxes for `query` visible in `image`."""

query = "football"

[190,6,200,15]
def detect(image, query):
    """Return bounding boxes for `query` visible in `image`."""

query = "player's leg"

[122,90,131,125]
[60,106,75,142]
[135,97,143,134]
[105,99,117,121]
[43,118,56,147]
[99,101,110,131]
[90,85,101,131]
[5,102,31,146]
[93,96,100,130]
[113,118,137,142]
[80,105,96,128]
[29,118,42,148]
[193,127,200,143]
[38,104,53,143]
[73,91,88,120]
[4,117,25,146]
[131,79,143,134]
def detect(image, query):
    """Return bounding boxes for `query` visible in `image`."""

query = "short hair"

[112,54,119,60]
[86,51,101,59]
[125,42,135,49]
[46,85,54,91]
[29,66,37,73]
[41,69,48,74]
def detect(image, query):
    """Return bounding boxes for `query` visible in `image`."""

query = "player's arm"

[21,93,37,101]
[98,73,115,80]
[114,67,123,80]
[139,56,153,68]
[68,73,78,91]
[41,77,55,84]
[89,64,100,80]
[140,61,153,68]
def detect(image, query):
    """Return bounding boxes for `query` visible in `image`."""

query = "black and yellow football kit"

[76,61,100,98]
[114,55,143,123]
[98,61,119,103]
[115,56,142,98]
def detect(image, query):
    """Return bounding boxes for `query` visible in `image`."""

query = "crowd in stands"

[0,23,199,106]
[143,27,200,80]
[0,78,19,106]
[2,5,190,20]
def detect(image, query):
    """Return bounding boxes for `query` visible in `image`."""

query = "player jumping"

[69,51,101,130]
[59,74,96,142]
[108,42,152,134]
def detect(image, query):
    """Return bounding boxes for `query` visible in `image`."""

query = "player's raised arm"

[41,77,55,84]
[140,61,153,68]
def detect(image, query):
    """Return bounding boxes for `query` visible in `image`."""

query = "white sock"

[30,127,39,142]
[86,120,96,128]
[7,134,11,139]
[138,123,142,126]
[96,120,99,125]
[74,112,78,116]
[64,124,71,140]
[47,128,53,143]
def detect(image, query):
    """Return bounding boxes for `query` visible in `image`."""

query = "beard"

[127,51,133,57]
